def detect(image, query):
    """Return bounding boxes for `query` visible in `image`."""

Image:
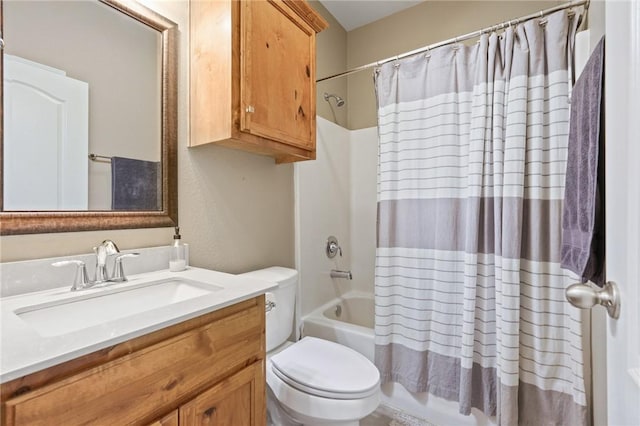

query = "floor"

[361,404,436,426]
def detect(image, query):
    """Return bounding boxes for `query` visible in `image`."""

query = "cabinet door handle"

[245,105,255,113]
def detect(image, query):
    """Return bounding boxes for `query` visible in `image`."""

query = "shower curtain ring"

[538,11,548,26]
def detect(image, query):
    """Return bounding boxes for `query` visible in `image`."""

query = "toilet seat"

[266,338,381,425]
[270,337,380,400]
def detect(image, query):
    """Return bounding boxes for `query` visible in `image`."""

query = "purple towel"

[561,36,606,286]
[111,156,161,210]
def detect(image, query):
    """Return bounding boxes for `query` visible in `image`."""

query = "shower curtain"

[374,9,586,425]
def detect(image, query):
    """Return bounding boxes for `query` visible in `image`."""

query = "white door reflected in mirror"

[3,55,88,210]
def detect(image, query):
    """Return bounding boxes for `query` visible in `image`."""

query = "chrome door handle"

[565,281,620,319]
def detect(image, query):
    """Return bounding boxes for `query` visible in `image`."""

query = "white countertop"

[0,267,276,383]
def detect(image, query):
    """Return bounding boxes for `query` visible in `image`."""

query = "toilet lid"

[270,337,380,399]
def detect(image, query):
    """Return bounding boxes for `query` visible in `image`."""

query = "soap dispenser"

[170,227,187,272]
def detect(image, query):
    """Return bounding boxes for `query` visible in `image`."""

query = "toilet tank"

[239,267,298,352]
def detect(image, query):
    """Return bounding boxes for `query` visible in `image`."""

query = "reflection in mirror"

[0,0,178,234]
[3,0,161,211]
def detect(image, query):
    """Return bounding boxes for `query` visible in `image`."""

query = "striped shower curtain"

[374,10,586,425]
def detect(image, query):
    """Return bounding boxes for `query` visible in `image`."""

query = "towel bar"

[88,154,112,163]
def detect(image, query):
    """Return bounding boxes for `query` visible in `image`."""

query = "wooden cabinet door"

[179,361,265,426]
[240,0,316,151]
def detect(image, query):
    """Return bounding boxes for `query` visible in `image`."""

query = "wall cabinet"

[0,296,266,426]
[190,0,328,163]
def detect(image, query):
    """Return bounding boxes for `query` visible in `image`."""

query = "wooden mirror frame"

[0,0,178,235]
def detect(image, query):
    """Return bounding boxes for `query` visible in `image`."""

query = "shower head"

[324,92,345,107]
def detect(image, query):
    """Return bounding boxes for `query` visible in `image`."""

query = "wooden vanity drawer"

[3,299,265,426]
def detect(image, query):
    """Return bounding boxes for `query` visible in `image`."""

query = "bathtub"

[302,291,375,362]
[302,291,496,426]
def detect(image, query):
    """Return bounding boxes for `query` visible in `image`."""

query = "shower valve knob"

[326,236,342,259]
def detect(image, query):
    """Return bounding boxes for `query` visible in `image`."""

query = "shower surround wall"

[295,118,377,317]
[295,118,351,317]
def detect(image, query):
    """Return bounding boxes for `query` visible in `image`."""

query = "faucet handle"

[52,260,91,291]
[111,253,140,283]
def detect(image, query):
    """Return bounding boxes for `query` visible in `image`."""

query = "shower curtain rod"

[316,0,589,83]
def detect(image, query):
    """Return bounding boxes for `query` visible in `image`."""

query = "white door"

[3,55,89,210]
[604,1,640,425]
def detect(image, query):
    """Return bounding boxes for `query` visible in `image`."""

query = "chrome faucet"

[94,240,120,283]
[52,240,139,291]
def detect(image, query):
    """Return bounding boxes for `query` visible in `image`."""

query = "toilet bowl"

[240,267,380,426]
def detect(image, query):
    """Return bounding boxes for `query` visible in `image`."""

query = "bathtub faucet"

[330,269,352,280]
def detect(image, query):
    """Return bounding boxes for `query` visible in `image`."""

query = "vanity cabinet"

[189,0,328,163]
[0,296,266,426]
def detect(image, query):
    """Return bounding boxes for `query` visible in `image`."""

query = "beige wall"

[310,0,348,128]
[347,0,562,129]
[1,0,295,274]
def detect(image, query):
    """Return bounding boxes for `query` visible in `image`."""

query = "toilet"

[240,267,380,426]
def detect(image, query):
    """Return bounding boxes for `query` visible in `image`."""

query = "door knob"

[565,281,620,319]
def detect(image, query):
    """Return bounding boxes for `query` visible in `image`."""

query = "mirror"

[0,0,177,235]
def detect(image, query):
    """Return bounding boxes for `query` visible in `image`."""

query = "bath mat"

[362,404,436,426]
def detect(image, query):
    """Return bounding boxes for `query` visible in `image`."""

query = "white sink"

[15,278,223,337]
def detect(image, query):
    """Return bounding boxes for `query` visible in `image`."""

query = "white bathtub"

[302,291,496,426]
[302,291,375,362]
